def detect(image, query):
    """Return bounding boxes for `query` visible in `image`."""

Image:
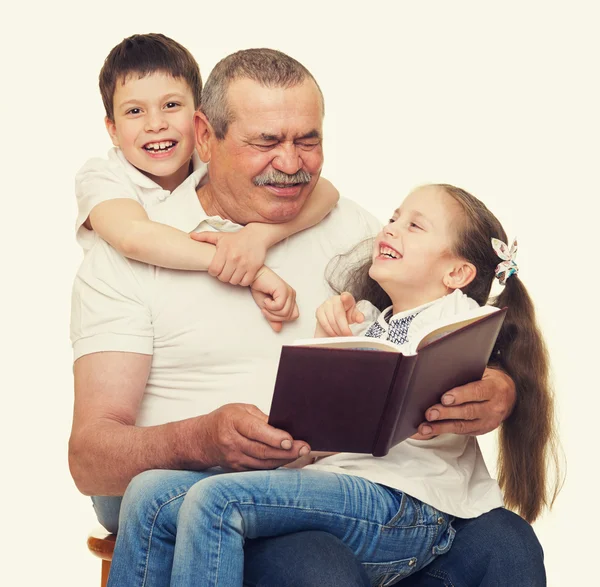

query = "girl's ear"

[194,111,213,163]
[444,261,477,290]
[104,117,119,147]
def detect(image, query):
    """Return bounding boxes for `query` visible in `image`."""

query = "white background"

[1,1,597,585]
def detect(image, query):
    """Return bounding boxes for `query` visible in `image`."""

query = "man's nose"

[272,144,302,175]
[145,110,168,133]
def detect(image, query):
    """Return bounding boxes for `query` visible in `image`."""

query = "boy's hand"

[316,292,364,337]
[250,267,299,333]
[191,227,268,286]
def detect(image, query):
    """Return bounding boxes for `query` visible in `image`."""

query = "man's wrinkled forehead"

[227,77,324,128]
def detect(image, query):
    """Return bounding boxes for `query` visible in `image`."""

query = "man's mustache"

[253,169,312,186]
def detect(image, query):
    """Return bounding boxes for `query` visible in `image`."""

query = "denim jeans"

[106,468,454,587]
[94,476,545,587]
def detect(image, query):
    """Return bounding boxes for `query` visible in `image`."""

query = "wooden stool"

[87,529,116,587]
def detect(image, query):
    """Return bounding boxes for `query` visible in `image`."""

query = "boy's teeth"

[145,141,175,151]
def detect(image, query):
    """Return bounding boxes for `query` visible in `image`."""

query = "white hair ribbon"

[491,237,518,285]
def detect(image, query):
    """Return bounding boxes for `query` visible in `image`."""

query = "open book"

[268,305,507,457]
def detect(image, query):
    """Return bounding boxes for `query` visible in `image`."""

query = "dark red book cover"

[268,308,507,456]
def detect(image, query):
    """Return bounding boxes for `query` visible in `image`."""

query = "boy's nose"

[145,113,168,133]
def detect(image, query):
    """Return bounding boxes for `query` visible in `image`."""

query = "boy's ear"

[104,117,120,147]
[444,261,477,290]
[194,111,213,163]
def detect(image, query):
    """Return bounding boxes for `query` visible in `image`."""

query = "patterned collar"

[364,299,439,346]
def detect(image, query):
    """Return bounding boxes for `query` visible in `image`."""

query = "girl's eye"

[388,218,396,224]
[410,222,422,230]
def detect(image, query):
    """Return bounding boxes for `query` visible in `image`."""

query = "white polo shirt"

[70,194,382,425]
[74,147,208,251]
[70,182,502,519]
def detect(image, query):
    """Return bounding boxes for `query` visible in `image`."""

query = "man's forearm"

[68,416,210,496]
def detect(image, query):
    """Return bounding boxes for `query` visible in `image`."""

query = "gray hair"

[201,48,324,139]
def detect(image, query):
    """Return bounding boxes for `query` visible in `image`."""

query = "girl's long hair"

[327,184,560,523]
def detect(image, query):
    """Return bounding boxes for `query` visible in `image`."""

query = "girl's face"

[369,185,465,305]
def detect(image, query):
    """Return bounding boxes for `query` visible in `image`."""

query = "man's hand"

[250,267,299,332]
[411,368,516,440]
[198,404,310,471]
[191,227,268,286]
[315,292,364,337]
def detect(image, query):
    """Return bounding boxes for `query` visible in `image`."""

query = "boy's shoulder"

[76,147,130,184]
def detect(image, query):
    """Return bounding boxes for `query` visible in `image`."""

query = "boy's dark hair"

[99,33,202,121]
[327,184,562,523]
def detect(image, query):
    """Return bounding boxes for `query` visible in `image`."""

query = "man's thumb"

[190,231,219,244]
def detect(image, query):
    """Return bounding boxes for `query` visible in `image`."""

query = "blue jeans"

[94,477,545,586]
[106,469,454,586]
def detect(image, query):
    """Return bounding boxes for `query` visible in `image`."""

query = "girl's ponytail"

[491,275,560,522]
[439,184,561,523]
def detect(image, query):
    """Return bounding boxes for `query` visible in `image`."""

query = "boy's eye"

[126,107,142,115]
[409,222,422,230]
[165,102,180,109]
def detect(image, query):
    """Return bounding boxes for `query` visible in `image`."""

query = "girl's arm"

[190,177,340,286]
[88,198,215,270]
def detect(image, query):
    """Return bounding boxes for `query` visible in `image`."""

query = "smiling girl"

[105,182,560,587]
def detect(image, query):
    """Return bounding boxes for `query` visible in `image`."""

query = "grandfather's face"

[205,78,324,224]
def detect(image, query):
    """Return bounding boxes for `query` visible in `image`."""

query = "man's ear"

[194,111,213,163]
[444,261,477,290]
[104,117,119,147]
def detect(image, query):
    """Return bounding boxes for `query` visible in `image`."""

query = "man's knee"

[244,531,370,587]
[407,508,546,586]
[470,508,544,564]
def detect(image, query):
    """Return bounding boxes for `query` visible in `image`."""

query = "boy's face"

[106,72,197,191]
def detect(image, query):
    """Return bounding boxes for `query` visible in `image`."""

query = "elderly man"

[69,48,545,586]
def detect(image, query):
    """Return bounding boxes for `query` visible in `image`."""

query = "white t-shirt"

[70,194,382,426]
[306,291,504,519]
[74,147,208,251]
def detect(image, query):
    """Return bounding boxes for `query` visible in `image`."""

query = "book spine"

[371,354,418,457]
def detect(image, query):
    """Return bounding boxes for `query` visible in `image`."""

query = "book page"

[415,305,500,352]
[291,335,402,353]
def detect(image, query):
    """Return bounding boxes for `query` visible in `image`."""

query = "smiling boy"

[76,33,340,328]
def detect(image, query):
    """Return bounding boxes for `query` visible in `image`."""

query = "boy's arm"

[89,198,216,270]
[191,177,339,286]
[253,176,340,247]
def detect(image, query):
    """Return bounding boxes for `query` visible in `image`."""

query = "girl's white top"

[305,290,504,518]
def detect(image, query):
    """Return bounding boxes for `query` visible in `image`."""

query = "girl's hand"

[315,292,364,337]
[250,267,299,333]
[191,225,268,287]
